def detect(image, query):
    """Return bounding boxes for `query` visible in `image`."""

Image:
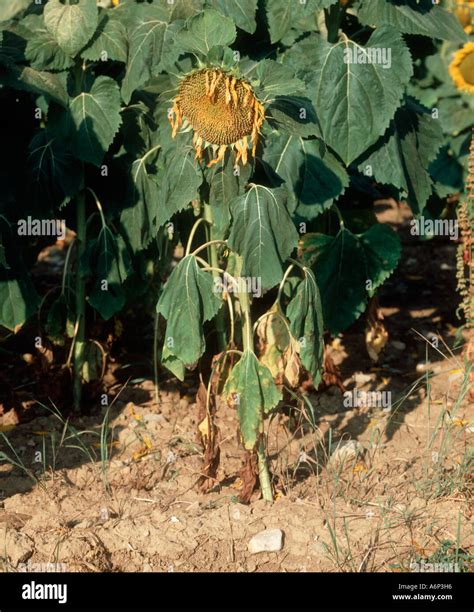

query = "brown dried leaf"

[196,380,220,492]
[256,305,301,387]
[365,296,388,362]
[320,343,345,392]
[237,451,258,504]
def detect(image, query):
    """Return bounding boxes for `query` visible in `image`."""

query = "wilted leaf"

[228,185,298,291]
[256,304,301,387]
[263,134,348,218]
[358,99,444,216]
[157,255,222,368]
[223,350,282,450]
[286,269,324,385]
[302,224,400,333]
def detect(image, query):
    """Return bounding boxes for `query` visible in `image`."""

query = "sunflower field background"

[0,0,472,515]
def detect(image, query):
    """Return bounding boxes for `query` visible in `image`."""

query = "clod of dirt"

[0,528,34,566]
[248,528,284,554]
[328,440,363,466]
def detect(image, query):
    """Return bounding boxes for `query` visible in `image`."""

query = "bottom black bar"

[0,571,471,610]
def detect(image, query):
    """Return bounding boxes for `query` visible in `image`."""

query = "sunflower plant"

[0,0,472,501]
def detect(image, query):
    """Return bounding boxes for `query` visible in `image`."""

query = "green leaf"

[165,0,204,21]
[266,96,320,137]
[207,152,252,238]
[303,229,367,334]
[44,0,99,57]
[70,75,122,166]
[304,28,413,164]
[250,59,304,100]
[430,146,464,197]
[1,64,69,107]
[45,294,71,346]
[157,145,203,228]
[223,350,282,450]
[28,128,82,211]
[263,135,348,218]
[357,0,467,43]
[121,145,161,253]
[22,14,74,71]
[81,12,127,63]
[161,345,186,382]
[0,276,39,332]
[87,227,131,320]
[228,185,299,291]
[287,269,324,385]
[302,225,401,333]
[176,8,236,55]
[359,224,401,289]
[437,98,474,135]
[121,4,171,104]
[0,0,29,22]
[265,0,337,44]
[357,99,444,216]
[206,0,258,34]
[0,219,39,332]
[157,255,222,368]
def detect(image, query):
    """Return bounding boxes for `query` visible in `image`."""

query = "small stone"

[465,423,474,434]
[248,528,283,554]
[328,440,363,466]
[353,372,373,385]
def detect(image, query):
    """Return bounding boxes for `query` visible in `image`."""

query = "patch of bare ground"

[0,350,472,573]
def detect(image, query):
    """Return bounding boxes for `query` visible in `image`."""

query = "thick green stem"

[203,204,227,352]
[235,256,273,502]
[72,62,86,413]
[73,182,86,412]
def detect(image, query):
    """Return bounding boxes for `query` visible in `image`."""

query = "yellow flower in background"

[449,42,474,93]
[169,68,265,167]
[454,0,473,33]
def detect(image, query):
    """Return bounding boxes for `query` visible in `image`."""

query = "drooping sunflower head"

[169,68,265,167]
[449,42,474,94]
[453,0,474,33]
